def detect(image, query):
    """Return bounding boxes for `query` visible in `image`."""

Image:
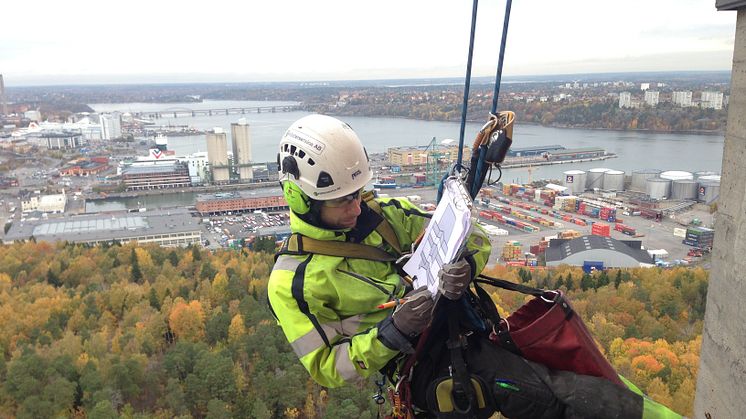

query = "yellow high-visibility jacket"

[268,196,491,387]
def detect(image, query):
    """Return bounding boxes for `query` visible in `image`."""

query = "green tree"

[130,248,143,283]
[149,288,161,310]
[581,273,594,291]
[205,311,231,345]
[168,250,180,267]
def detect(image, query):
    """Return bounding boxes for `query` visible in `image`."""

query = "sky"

[0,0,737,86]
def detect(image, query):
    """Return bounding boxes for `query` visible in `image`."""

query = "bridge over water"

[132,104,302,119]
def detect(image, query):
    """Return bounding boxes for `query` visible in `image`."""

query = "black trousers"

[410,333,644,419]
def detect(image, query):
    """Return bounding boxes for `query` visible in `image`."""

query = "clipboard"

[402,176,475,296]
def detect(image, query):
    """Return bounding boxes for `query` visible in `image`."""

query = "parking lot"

[201,211,290,249]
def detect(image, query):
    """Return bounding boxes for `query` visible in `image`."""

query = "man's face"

[319,190,363,229]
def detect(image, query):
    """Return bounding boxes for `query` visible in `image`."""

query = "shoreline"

[327,113,724,137]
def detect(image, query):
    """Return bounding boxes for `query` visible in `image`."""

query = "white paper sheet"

[403,177,473,296]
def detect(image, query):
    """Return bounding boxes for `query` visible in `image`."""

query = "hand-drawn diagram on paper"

[403,178,472,296]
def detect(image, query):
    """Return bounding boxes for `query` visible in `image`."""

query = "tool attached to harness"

[465,111,515,200]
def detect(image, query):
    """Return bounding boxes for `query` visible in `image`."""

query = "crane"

[426,137,450,186]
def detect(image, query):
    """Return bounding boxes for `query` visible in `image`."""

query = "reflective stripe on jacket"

[268,196,492,387]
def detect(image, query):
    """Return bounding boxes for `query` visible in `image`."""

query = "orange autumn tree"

[168,299,206,342]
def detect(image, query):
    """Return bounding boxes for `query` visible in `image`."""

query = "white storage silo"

[646,177,671,200]
[698,175,721,183]
[671,179,699,200]
[694,171,719,180]
[586,168,609,190]
[631,169,661,192]
[660,170,694,181]
[698,180,721,204]
[563,170,587,194]
[603,170,625,191]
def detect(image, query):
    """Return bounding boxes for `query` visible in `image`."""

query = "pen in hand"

[377,298,408,310]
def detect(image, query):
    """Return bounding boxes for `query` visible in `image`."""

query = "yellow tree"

[168,300,206,342]
[228,314,246,343]
[646,377,674,409]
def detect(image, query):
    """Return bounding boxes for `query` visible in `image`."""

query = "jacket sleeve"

[464,223,492,276]
[268,254,400,388]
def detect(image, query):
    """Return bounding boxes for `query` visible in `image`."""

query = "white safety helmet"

[278,114,372,201]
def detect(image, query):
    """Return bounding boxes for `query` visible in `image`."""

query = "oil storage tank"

[563,170,587,194]
[694,171,719,180]
[631,169,661,192]
[698,179,721,204]
[586,168,609,190]
[698,174,721,183]
[671,179,698,200]
[646,177,671,200]
[660,170,694,181]
[603,170,625,191]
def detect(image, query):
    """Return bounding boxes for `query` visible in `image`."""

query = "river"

[87,100,725,212]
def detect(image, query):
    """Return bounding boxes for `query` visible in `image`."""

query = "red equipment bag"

[472,275,625,387]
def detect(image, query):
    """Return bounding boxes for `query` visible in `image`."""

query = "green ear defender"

[282,181,312,215]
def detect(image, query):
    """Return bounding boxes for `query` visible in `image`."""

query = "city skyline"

[0,0,737,86]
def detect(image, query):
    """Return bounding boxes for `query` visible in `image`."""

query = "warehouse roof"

[545,235,654,267]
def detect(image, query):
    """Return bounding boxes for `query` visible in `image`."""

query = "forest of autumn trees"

[0,241,707,418]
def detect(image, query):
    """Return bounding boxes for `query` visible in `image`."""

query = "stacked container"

[591,223,611,237]
[683,227,714,249]
[502,241,523,261]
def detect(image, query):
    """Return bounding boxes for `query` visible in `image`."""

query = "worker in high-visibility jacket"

[267,114,682,419]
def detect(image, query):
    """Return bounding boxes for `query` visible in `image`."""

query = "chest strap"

[282,233,398,262]
[363,191,402,255]
[277,192,403,262]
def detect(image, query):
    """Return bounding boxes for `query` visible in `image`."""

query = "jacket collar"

[289,201,382,243]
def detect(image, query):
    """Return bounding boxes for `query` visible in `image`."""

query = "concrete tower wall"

[231,119,253,180]
[207,130,230,183]
[695,6,746,418]
[0,74,7,116]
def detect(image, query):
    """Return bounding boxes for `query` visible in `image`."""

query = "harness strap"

[276,192,404,262]
[445,300,477,417]
[363,191,403,255]
[282,233,398,262]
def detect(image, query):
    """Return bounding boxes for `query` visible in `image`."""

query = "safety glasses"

[322,188,363,208]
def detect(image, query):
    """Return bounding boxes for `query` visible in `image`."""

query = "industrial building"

[121,161,191,191]
[60,157,110,177]
[544,235,655,269]
[387,144,471,167]
[21,191,67,213]
[231,118,253,181]
[546,147,606,161]
[207,128,230,183]
[195,189,287,215]
[507,145,565,157]
[3,208,201,247]
[99,113,122,140]
[42,131,85,150]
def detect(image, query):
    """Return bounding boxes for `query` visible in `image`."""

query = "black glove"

[438,259,472,300]
[392,286,435,337]
[377,286,434,354]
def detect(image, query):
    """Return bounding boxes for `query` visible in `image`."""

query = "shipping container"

[591,223,611,237]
